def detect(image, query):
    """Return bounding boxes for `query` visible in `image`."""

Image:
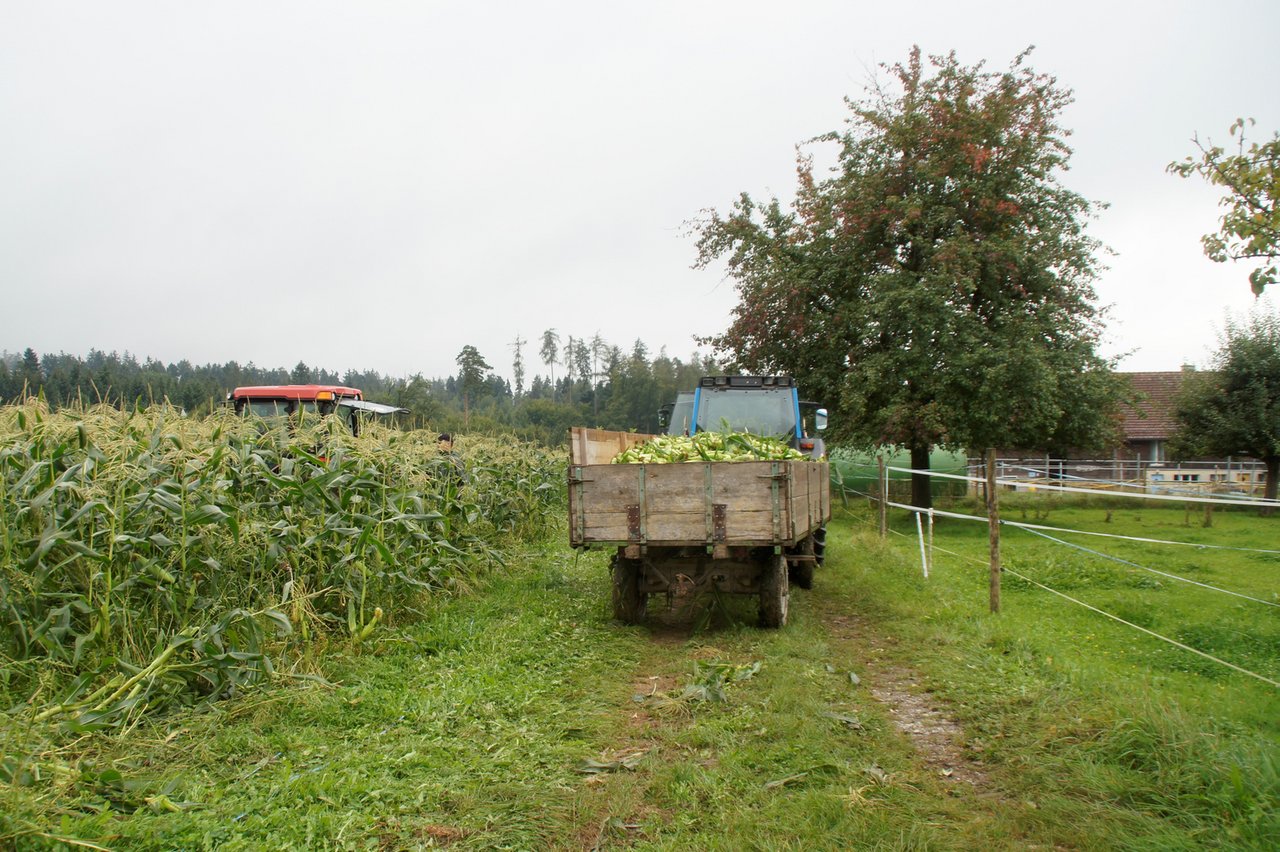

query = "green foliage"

[0,400,562,730]
[509,333,526,397]
[454,345,493,426]
[535,329,564,411]
[1171,307,1280,503]
[694,46,1123,495]
[0,335,720,446]
[1169,119,1280,296]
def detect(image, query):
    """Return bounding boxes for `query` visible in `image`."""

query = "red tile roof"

[1119,372,1187,440]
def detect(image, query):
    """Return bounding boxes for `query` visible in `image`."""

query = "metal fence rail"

[963,456,1269,499]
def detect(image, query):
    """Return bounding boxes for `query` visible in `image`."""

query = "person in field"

[437,432,467,489]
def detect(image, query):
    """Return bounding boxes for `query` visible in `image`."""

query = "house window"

[1173,474,1200,482]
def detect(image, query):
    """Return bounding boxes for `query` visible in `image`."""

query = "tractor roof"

[229,384,363,401]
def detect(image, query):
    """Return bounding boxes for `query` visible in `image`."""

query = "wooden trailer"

[568,427,831,627]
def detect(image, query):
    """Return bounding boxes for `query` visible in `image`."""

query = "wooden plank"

[646,509,777,542]
[568,433,833,547]
[580,510,782,545]
[580,511,639,542]
[575,465,644,509]
[782,461,831,540]
[639,461,777,512]
[568,427,656,466]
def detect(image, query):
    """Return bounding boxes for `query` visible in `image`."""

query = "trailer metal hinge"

[626,504,642,542]
[712,503,727,542]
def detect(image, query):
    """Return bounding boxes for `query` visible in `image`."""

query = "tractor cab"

[228,385,406,436]
[691,375,828,459]
[657,392,695,436]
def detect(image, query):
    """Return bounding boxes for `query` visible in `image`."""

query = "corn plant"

[0,400,563,730]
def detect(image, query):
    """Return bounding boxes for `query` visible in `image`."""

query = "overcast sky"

[2,1,1278,384]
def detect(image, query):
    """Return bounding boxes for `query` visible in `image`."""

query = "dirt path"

[637,587,996,795]
[565,574,1018,849]
[821,609,993,792]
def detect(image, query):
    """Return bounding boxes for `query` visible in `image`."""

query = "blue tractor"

[661,376,828,457]
[655,375,830,584]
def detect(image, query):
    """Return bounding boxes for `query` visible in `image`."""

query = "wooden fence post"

[986,448,1001,614]
[878,455,887,539]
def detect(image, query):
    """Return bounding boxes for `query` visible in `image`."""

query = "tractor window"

[665,395,694,436]
[695,388,796,437]
[245,399,290,418]
[299,400,338,416]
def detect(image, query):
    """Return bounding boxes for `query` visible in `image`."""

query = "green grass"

[3,500,1279,849]
[844,496,1280,848]
[910,496,1280,689]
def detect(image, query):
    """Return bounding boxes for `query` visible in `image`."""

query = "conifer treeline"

[0,338,717,445]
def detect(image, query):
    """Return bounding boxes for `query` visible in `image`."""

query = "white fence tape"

[876,497,1280,687]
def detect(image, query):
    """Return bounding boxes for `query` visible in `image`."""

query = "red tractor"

[228,385,405,436]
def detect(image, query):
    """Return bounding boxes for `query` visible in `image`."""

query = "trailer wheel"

[610,556,647,624]
[759,552,790,628]
[813,524,827,566]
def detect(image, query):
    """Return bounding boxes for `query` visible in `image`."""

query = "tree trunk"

[1263,456,1279,517]
[910,442,933,510]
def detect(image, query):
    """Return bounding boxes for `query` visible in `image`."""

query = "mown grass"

[4,493,1278,849]
[1,539,629,849]
[4,532,1003,850]
[839,495,1280,849]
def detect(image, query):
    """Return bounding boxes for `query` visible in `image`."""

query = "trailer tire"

[610,556,647,624]
[759,552,790,628]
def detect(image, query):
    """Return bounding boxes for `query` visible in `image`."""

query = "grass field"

[4,494,1277,849]
[914,494,1280,691]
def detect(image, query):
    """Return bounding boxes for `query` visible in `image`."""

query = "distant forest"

[0,336,718,445]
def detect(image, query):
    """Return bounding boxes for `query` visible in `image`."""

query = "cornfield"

[0,401,563,733]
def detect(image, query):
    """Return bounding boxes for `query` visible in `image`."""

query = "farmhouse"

[991,369,1268,495]
[1118,371,1183,464]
